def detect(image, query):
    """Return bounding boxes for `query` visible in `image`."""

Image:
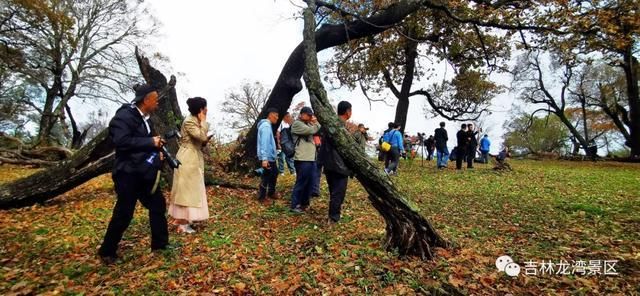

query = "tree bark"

[555,111,592,157]
[0,49,183,208]
[601,103,631,142]
[302,1,448,259]
[393,38,418,134]
[621,49,640,158]
[66,103,88,149]
[232,0,426,172]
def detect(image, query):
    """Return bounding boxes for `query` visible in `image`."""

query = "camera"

[161,130,182,169]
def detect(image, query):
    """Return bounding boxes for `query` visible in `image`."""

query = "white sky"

[74,0,519,154]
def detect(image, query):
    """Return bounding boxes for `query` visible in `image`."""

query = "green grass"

[0,160,639,294]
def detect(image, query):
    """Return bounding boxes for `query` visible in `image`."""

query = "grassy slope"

[0,160,638,295]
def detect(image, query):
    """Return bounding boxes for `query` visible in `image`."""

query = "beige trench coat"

[170,115,209,207]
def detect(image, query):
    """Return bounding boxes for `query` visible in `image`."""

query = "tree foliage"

[0,0,159,147]
[504,113,569,155]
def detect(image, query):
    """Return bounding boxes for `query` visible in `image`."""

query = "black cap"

[266,108,279,114]
[300,106,314,115]
[133,84,156,103]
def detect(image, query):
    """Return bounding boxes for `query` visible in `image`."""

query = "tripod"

[418,135,427,167]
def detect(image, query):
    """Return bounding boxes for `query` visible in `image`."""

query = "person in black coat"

[456,123,468,170]
[318,101,354,224]
[433,122,449,168]
[425,135,435,161]
[98,84,169,264]
[466,123,479,169]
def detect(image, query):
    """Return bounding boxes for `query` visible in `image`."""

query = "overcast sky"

[74,0,520,154]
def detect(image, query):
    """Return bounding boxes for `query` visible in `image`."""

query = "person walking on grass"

[434,122,449,169]
[456,123,468,170]
[318,101,355,224]
[256,108,280,205]
[169,97,212,234]
[290,107,321,213]
[383,123,404,176]
[98,84,169,265]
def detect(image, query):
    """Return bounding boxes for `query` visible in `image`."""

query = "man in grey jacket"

[290,106,321,213]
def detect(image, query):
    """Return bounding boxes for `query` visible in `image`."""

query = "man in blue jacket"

[383,123,404,175]
[479,134,491,164]
[257,108,280,204]
[99,84,168,265]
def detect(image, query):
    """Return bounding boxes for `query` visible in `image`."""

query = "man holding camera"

[98,84,169,264]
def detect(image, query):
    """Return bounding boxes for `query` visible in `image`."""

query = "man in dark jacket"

[466,123,479,169]
[425,135,435,161]
[434,122,449,168]
[318,101,353,223]
[98,84,169,264]
[456,123,468,170]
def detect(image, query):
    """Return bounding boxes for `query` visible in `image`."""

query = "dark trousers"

[386,147,400,172]
[467,146,476,168]
[456,152,464,169]
[291,161,315,209]
[312,162,322,196]
[427,149,434,161]
[259,161,278,200]
[99,173,168,257]
[326,171,349,222]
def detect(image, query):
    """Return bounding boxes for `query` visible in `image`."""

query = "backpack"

[280,127,300,158]
[380,130,396,152]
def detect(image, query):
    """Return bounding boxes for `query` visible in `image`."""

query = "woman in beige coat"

[169,97,210,233]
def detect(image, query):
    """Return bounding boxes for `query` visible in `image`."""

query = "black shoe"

[99,254,118,265]
[152,244,176,253]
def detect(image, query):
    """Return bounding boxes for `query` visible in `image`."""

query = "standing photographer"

[169,97,211,234]
[99,84,169,264]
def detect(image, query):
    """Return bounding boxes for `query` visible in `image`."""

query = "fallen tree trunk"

[231,0,427,172]
[0,49,183,209]
[0,129,115,208]
[301,1,448,259]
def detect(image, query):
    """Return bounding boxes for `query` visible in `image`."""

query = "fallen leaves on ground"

[0,160,639,295]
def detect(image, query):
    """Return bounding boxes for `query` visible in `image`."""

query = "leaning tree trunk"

[0,49,182,209]
[302,2,448,259]
[231,0,427,172]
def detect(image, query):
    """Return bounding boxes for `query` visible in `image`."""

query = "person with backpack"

[276,112,296,176]
[256,108,280,205]
[378,122,394,162]
[290,107,321,213]
[382,123,404,175]
[434,122,449,169]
